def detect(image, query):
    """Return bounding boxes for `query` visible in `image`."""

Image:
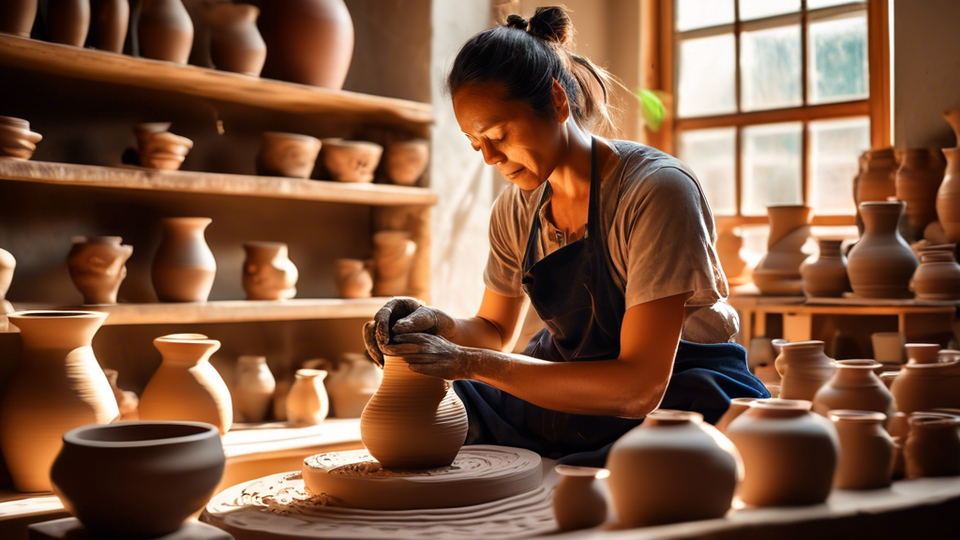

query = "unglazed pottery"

[716,227,750,286]
[360,355,468,469]
[871,332,905,364]
[256,132,321,179]
[334,258,373,299]
[206,3,266,76]
[829,410,894,490]
[939,349,960,362]
[0,115,42,160]
[856,148,897,204]
[90,0,128,52]
[890,358,960,415]
[726,399,838,507]
[320,138,383,183]
[0,0,38,37]
[103,369,138,421]
[50,421,225,536]
[607,410,740,527]
[0,247,16,328]
[911,245,960,300]
[384,139,429,186]
[138,0,193,64]
[752,205,811,295]
[233,355,275,422]
[552,465,608,532]
[904,414,960,478]
[152,217,216,302]
[372,230,416,297]
[847,201,919,298]
[896,149,944,240]
[242,241,298,300]
[140,333,232,434]
[905,343,940,365]
[47,0,90,46]
[812,360,896,423]
[716,398,759,433]
[67,236,133,305]
[775,340,836,402]
[801,239,851,297]
[0,311,119,492]
[253,0,354,88]
[937,113,960,242]
[136,128,193,170]
[286,369,330,425]
[326,352,381,418]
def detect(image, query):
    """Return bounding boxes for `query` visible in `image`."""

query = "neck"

[547,121,593,202]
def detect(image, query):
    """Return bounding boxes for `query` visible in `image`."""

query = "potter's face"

[453,81,564,190]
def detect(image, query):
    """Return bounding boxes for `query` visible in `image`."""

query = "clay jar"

[233,355,275,422]
[828,410,894,490]
[152,217,217,302]
[90,0,128,52]
[0,115,43,160]
[320,138,383,183]
[911,246,960,300]
[904,414,960,478]
[286,368,330,425]
[47,0,90,46]
[256,132,321,179]
[856,148,897,204]
[0,0,38,37]
[0,247,16,321]
[334,258,373,299]
[242,241,298,301]
[139,333,233,434]
[812,360,896,423]
[847,201,919,298]
[372,230,416,297]
[752,205,811,296]
[50,421,225,536]
[726,399,838,506]
[138,0,193,64]
[775,340,836,402]
[360,355,468,469]
[67,236,133,305]
[896,149,944,240]
[384,139,429,186]
[253,0,354,88]
[206,3,266,77]
[0,311,119,492]
[552,465,609,532]
[936,112,960,243]
[136,128,193,170]
[890,358,960,415]
[801,239,851,297]
[326,352,382,418]
[715,397,759,433]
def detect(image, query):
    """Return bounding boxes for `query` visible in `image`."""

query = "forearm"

[449,316,511,351]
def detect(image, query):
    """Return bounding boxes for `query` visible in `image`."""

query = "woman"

[363,7,768,466]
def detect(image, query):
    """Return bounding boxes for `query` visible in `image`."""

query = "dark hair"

[446,6,617,135]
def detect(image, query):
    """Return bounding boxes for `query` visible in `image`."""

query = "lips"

[502,167,524,179]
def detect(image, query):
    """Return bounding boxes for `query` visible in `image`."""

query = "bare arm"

[447,288,526,351]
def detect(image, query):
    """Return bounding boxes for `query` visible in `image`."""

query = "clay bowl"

[320,138,383,183]
[256,132,322,179]
[50,421,225,537]
[0,115,42,160]
[384,139,429,185]
[138,132,194,170]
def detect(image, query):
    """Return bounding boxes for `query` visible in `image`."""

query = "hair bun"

[504,14,529,31]
[527,6,572,46]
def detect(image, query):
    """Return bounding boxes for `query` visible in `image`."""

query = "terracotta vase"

[360,355,468,469]
[911,245,960,300]
[856,148,897,204]
[847,201,919,298]
[716,227,749,286]
[47,0,90,47]
[0,247,16,329]
[752,205,811,295]
[890,358,960,415]
[904,414,960,478]
[812,360,896,423]
[50,421,225,536]
[321,138,383,183]
[384,139,429,186]
[801,239,850,297]
[206,3,266,76]
[0,0,38,37]
[242,241,298,301]
[334,258,373,299]
[139,333,232,434]
[136,128,193,170]
[829,410,894,490]
[152,217,217,302]
[946,110,960,145]
[90,0,128,52]
[326,352,381,418]
[552,465,609,532]
[372,230,416,297]
[896,149,944,240]
[0,115,42,160]
[102,368,138,420]
[253,0,353,88]
[937,147,960,244]
[0,311,119,492]
[137,0,193,64]
[715,397,759,433]
[233,355,275,422]
[256,132,321,179]
[286,368,329,425]
[67,236,133,305]
[774,340,836,402]
[726,399,838,507]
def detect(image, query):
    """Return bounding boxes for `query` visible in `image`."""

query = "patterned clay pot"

[152,217,217,302]
[829,410,894,490]
[775,340,836,402]
[0,0,39,37]
[847,201,918,298]
[138,0,193,64]
[856,148,897,204]
[896,149,944,240]
[812,360,896,423]
[0,115,42,160]
[286,368,329,425]
[384,139,429,186]
[552,465,609,532]
[890,358,960,415]
[90,0,128,52]
[256,132,322,179]
[233,355,275,422]
[904,414,960,478]
[372,231,416,297]
[937,147,960,244]
[801,239,851,297]
[67,236,133,305]
[206,3,266,76]
[242,241,298,301]
[47,0,90,46]
[334,258,373,299]
[326,352,381,418]
[911,246,960,300]
[320,138,383,183]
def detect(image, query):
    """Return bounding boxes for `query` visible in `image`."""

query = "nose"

[479,138,506,166]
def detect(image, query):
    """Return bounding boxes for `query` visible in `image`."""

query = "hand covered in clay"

[363,296,432,366]
[380,333,474,380]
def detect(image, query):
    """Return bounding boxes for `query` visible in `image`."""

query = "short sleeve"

[483,187,526,297]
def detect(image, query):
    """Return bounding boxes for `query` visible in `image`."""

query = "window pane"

[807,0,865,9]
[741,25,802,112]
[676,0,734,31]
[809,13,869,104]
[679,128,737,216]
[810,117,870,215]
[678,34,737,118]
[739,0,800,20]
[742,122,803,216]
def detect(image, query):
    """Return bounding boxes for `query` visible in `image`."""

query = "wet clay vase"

[103,369,138,421]
[829,410,894,490]
[553,465,609,532]
[775,340,836,402]
[856,148,897,204]
[726,399,838,507]
[0,247,16,328]
[801,239,851,297]
[0,0,38,37]
[812,360,896,424]
[896,149,944,240]
[847,201,919,298]
[139,333,233,434]
[47,0,90,46]
[607,410,739,526]
[253,0,353,88]
[320,138,383,183]
[372,230,416,297]
[242,241,298,300]
[0,311,119,492]
[904,414,960,478]
[67,236,133,305]
[326,352,381,418]
[384,139,429,186]
[256,132,321,179]
[50,421,225,536]
[90,0,128,52]
[360,355,468,469]
[138,0,193,64]
[286,369,329,425]
[206,3,266,76]
[752,205,811,296]
[334,258,373,299]
[233,355,275,422]
[890,358,960,415]
[715,397,759,433]
[152,217,216,302]
[0,115,43,160]
[136,128,193,170]
[911,245,960,300]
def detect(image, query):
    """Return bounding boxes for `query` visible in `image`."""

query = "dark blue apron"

[453,138,768,467]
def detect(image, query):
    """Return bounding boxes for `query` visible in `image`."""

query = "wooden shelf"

[0,160,438,206]
[0,34,432,129]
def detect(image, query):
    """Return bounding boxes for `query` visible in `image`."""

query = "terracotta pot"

[136,129,193,170]
[912,245,960,300]
[360,355,468,469]
[937,148,960,243]
[152,217,217,302]
[715,397,759,433]
[286,368,329,425]
[847,201,918,298]
[828,410,894,490]
[553,465,608,532]
[67,236,133,305]
[904,414,960,478]
[905,343,940,365]
[801,239,850,297]
[102,368,138,421]
[716,227,749,286]
[253,0,353,88]
[50,421,224,536]
[233,355,275,422]
[753,205,811,295]
[0,247,17,327]
[206,3,266,76]
[774,340,836,402]
[726,399,838,506]
[384,139,429,186]
[320,138,383,183]
[0,0,38,37]
[0,311,119,492]
[372,230,416,297]
[138,0,193,64]
[256,132,321,179]
[812,360,896,424]
[890,358,960,415]
[90,0,128,52]
[242,241,298,301]
[47,0,90,46]
[896,149,944,240]
[334,258,373,299]
[139,333,233,434]
[856,148,897,204]
[0,115,42,160]
[326,352,381,418]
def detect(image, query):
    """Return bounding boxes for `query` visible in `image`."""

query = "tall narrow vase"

[896,149,944,240]
[90,0,128,52]
[138,0,193,64]
[0,0,39,37]
[847,201,918,298]
[937,148,960,243]
[152,217,217,302]
[47,0,90,47]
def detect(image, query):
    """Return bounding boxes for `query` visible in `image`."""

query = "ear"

[552,79,570,123]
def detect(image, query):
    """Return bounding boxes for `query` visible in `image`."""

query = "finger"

[381,342,429,356]
[392,332,433,344]
[362,321,384,367]
[393,309,436,334]
[374,305,394,346]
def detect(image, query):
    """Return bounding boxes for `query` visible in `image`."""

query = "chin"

[504,171,544,191]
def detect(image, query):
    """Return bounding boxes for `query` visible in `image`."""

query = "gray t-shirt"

[484,139,739,344]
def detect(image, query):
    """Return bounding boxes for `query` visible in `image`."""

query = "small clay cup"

[135,126,193,171]
[0,115,42,160]
[256,132,322,179]
[321,138,383,183]
[552,465,609,532]
[384,139,429,186]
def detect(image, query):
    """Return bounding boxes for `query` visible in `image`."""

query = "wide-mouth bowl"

[63,421,219,448]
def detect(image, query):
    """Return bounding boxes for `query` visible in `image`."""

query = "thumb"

[393,309,436,334]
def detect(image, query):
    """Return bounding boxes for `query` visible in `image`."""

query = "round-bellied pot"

[206,3,266,76]
[138,0,193,64]
[334,258,373,299]
[775,340,836,402]
[0,115,42,160]
[90,0,128,52]
[152,217,217,302]
[828,410,894,490]
[801,239,851,297]
[384,139,429,186]
[890,358,960,415]
[320,138,383,183]
[715,397,759,434]
[286,368,329,425]
[552,465,609,532]
[47,0,90,47]
[856,148,897,204]
[812,360,896,423]
[0,0,39,37]
[372,230,416,297]
[242,241,298,301]
[937,113,960,243]
[67,236,133,305]
[847,201,919,298]
[233,355,275,423]
[256,132,321,179]
[903,414,960,478]
[911,246,960,300]
[896,149,944,240]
